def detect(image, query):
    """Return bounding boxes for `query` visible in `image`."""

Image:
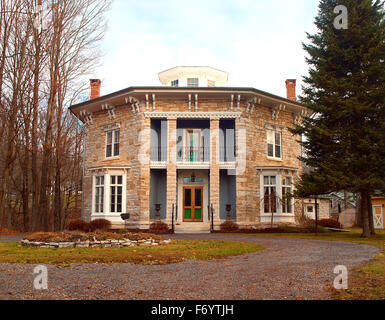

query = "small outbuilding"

[372,196,385,230]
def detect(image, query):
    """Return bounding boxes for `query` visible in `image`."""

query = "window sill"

[104,156,120,161]
[267,156,283,162]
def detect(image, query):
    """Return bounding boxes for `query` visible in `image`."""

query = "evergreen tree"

[292,0,385,237]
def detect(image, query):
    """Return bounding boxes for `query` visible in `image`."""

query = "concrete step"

[174,222,211,234]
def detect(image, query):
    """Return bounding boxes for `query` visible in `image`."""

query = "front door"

[183,187,203,222]
[373,206,384,229]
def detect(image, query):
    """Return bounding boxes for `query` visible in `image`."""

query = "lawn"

[0,240,263,265]
[242,228,385,300]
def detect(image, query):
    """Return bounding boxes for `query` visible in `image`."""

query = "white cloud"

[95,0,319,99]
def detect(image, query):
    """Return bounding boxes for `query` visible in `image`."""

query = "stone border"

[21,238,171,248]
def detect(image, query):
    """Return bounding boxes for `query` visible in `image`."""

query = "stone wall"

[83,98,303,229]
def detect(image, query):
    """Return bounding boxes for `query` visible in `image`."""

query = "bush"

[220,221,239,232]
[88,219,111,232]
[67,219,88,232]
[149,221,170,234]
[317,218,343,229]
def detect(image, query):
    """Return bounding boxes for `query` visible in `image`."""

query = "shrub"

[88,219,111,232]
[149,221,170,234]
[220,220,239,232]
[67,219,88,232]
[317,218,343,229]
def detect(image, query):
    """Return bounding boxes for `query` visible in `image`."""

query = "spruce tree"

[292,0,385,237]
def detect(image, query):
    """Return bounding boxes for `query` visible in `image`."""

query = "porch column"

[139,117,151,228]
[166,118,177,223]
[210,118,221,227]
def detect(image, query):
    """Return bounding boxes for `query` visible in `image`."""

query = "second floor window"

[187,78,199,87]
[267,130,281,159]
[106,129,120,158]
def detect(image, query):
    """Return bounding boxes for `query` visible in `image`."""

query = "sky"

[96,0,320,99]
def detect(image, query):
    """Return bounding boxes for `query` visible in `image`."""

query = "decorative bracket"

[293,109,311,125]
[246,97,261,114]
[125,96,140,114]
[80,110,93,125]
[194,94,198,112]
[145,94,149,112]
[102,104,116,120]
[230,94,234,111]
[271,104,286,120]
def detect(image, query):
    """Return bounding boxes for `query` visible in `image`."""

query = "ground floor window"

[93,173,126,215]
[94,176,104,213]
[282,177,293,214]
[264,176,277,213]
[110,175,123,213]
[260,171,296,216]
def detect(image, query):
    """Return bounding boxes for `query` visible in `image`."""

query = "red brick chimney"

[285,79,297,101]
[90,79,101,100]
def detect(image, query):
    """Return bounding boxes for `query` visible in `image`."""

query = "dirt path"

[0,234,379,300]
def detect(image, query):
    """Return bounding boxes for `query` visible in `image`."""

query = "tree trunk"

[367,195,375,236]
[361,191,370,238]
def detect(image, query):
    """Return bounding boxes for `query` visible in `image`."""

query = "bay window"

[282,177,293,214]
[94,176,104,213]
[264,176,277,213]
[110,175,123,213]
[92,172,126,215]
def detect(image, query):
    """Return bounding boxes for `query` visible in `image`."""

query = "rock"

[59,242,75,248]
[49,243,59,248]
[76,242,89,248]
[151,243,159,246]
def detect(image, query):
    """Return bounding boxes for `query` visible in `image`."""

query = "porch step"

[174,222,211,234]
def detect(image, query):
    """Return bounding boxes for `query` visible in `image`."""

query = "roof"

[69,86,307,122]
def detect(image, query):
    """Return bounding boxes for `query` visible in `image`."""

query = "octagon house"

[69,66,309,233]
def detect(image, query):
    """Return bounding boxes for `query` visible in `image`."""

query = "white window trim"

[259,171,294,217]
[105,129,120,159]
[267,130,282,160]
[91,171,127,216]
[187,78,199,87]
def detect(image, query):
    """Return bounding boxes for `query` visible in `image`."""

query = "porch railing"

[177,146,209,163]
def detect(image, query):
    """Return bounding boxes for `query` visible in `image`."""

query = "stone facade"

[71,70,308,232]
[78,96,305,231]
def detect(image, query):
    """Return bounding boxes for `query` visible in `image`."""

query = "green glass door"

[183,187,203,222]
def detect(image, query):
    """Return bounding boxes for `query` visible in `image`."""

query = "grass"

[238,228,385,300]
[0,240,263,265]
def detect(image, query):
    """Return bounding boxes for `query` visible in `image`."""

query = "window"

[106,129,120,158]
[187,78,199,87]
[171,80,179,87]
[208,80,215,87]
[282,177,292,213]
[267,130,281,159]
[307,205,313,213]
[264,176,277,213]
[94,176,104,213]
[110,175,123,213]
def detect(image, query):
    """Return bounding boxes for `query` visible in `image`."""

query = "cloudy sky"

[96,0,320,98]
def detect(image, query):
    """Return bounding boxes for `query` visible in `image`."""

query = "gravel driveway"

[0,234,379,300]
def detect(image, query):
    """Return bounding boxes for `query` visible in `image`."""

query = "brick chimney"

[285,79,297,101]
[90,79,101,100]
